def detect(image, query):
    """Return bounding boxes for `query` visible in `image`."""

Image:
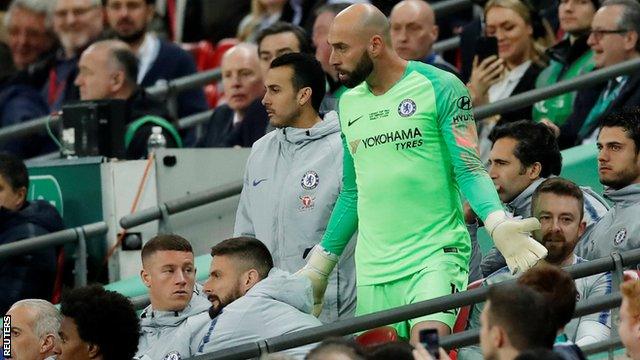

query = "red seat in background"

[355,326,399,348]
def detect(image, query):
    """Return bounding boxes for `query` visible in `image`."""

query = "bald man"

[390,0,459,77]
[74,40,179,158]
[297,3,547,342]
[198,43,269,148]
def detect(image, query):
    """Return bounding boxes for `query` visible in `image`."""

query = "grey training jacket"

[234,111,356,323]
[195,268,323,359]
[135,284,211,360]
[576,183,640,260]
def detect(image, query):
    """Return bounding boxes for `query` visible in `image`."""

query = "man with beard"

[134,234,210,360]
[458,177,612,360]
[576,108,640,260]
[196,237,321,358]
[296,3,546,342]
[234,53,356,324]
[105,0,207,119]
[470,120,609,278]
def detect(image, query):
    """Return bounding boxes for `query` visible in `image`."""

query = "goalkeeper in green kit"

[297,3,547,341]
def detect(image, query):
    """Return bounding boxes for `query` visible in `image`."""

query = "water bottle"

[147,126,167,156]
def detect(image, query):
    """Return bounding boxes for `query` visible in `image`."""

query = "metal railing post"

[158,203,174,234]
[610,251,624,338]
[74,226,88,287]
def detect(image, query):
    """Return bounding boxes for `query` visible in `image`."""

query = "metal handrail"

[474,57,640,119]
[581,336,624,356]
[182,248,640,360]
[0,221,108,286]
[146,68,222,98]
[119,179,244,229]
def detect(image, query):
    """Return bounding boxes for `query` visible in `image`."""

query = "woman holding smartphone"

[467,0,554,162]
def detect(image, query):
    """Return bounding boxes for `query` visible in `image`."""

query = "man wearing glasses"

[47,0,104,111]
[545,0,640,148]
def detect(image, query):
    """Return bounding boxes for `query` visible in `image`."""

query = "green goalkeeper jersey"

[320,61,503,285]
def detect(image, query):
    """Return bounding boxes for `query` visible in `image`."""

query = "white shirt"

[136,33,161,84]
[488,60,532,103]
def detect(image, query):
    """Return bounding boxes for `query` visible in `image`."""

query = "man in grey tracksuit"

[575,112,640,260]
[134,235,211,360]
[234,52,356,323]
[469,121,609,278]
[195,237,322,359]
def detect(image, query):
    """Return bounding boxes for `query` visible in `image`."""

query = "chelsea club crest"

[398,99,417,117]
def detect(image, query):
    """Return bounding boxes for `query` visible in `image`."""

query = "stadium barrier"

[180,248,640,360]
[119,179,243,233]
[4,45,640,146]
[0,221,108,287]
[432,36,461,54]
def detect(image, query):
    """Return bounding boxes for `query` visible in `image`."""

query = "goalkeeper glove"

[296,245,338,317]
[484,210,547,274]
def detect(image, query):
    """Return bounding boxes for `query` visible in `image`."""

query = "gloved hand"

[295,245,338,317]
[484,210,547,274]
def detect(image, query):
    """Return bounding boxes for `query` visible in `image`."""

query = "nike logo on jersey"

[252,178,267,186]
[347,115,363,126]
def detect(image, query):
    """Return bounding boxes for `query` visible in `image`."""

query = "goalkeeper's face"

[532,193,586,265]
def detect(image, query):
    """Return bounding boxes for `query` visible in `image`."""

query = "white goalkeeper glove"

[484,210,547,274]
[295,245,338,317]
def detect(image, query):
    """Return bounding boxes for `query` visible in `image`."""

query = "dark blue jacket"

[0,82,54,159]
[0,200,64,314]
[140,39,208,119]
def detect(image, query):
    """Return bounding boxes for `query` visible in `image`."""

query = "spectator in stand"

[197,43,269,147]
[4,0,55,71]
[467,121,608,277]
[0,0,57,159]
[466,0,554,162]
[74,40,181,159]
[237,0,288,42]
[306,338,366,360]
[312,3,350,113]
[479,284,556,360]
[47,0,104,111]
[0,153,63,316]
[3,299,61,360]
[234,53,356,323]
[458,178,612,360]
[105,0,208,120]
[58,285,140,360]
[532,0,598,126]
[545,0,640,148]
[195,237,321,359]
[620,280,640,360]
[576,108,640,260]
[256,22,312,77]
[389,0,459,77]
[135,234,210,360]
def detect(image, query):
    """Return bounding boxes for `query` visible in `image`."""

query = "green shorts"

[355,259,468,339]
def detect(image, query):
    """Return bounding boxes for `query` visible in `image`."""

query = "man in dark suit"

[546,0,640,149]
[198,44,268,148]
[105,0,207,119]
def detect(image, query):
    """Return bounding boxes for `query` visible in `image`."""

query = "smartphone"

[475,36,498,63]
[419,328,440,359]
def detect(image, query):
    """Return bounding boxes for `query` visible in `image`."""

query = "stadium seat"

[181,41,217,72]
[204,84,220,108]
[449,278,485,360]
[211,38,239,69]
[51,248,65,304]
[355,326,399,348]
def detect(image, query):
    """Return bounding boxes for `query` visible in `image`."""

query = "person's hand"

[467,55,505,105]
[295,245,338,316]
[540,119,561,138]
[412,342,451,360]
